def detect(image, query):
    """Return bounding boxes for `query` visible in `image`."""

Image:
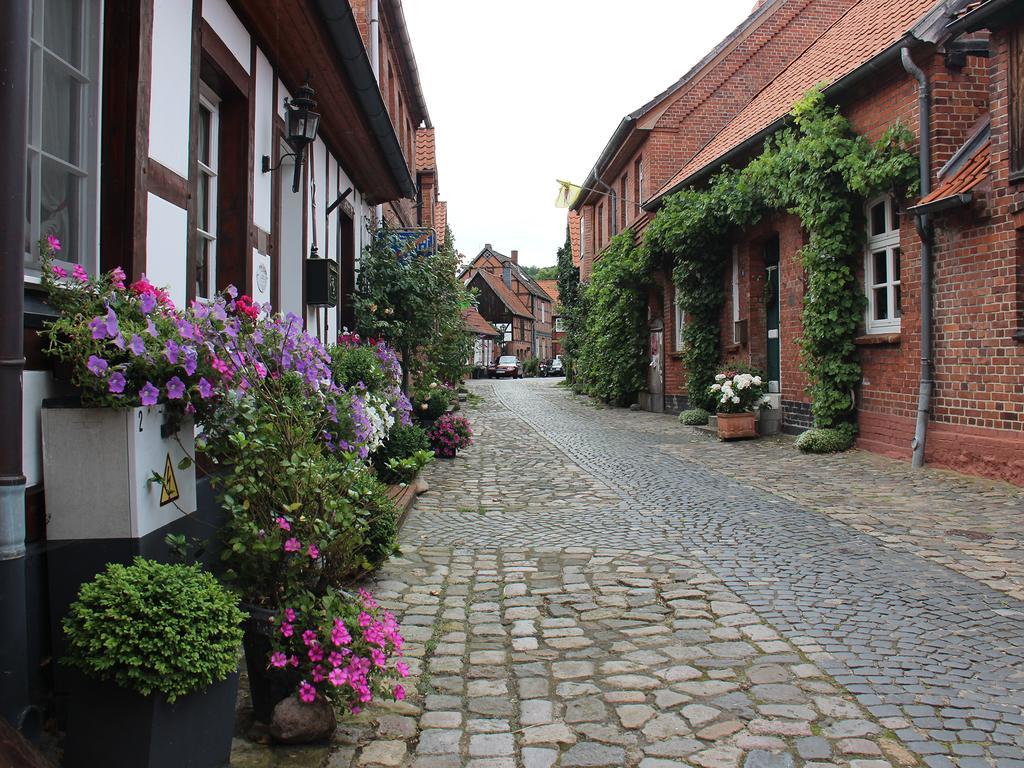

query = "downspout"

[369,0,384,226]
[0,0,31,731]
[901,47,933,469]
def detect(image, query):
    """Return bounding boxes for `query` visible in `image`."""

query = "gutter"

[643,36,913,211]
[314,0,417,199]
[572,117,635,211]
[906,191,972,215]
[944,0,1019,34]
[0,0,31,733]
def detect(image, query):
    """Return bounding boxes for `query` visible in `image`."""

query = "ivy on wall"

[646,89,917,432]
[574,232,652,405]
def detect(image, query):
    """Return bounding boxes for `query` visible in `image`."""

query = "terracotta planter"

[716,411,757,440]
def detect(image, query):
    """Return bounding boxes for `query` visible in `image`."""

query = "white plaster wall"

[144,193,189,308]
[253,49,274,233]
[278,157,304,319]
[277,80,291,119]
[201,0,250,73]
[149,0,193,178]
[23,371,59,487]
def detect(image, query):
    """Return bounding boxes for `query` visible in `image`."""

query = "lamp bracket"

[262,153,297,174]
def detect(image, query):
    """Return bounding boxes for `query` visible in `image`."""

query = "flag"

[554,179,581,208]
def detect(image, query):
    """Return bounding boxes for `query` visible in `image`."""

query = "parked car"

[547,357,564,376]
[489,355,523,379]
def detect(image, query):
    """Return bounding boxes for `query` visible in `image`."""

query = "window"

[620,174,628,229]
[634,157,644,215]
[25,0,102,274]
[194,87,219,300]
[541,302,546,323]
[597,203,604,246]
[1011,26,1024,178]
[864,196,902,333]
[580,214,586,259]
[555,316,565,332]
[674,290,686,351]
[609,192,618,236]
[731,247,741,343]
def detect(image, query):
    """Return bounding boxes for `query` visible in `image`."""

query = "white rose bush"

[709,370,769,414]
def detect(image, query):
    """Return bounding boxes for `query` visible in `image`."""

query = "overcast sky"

[402,0,758,268]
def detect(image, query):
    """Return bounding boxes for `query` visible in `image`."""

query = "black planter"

[242,606,300,723]
[64,671,239,768]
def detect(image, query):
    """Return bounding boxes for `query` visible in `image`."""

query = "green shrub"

[329,343,389,391]
[679,408,710,426]
[349,473,399,571]
[373,423,432,484]
[63,558,244,702]
[523,357,540,377]
[795,426,855,454]
[412,384,453,419]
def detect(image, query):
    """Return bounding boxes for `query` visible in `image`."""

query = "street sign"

[387,228,437,261]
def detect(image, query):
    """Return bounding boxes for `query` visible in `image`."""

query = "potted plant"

[709,370,768,439]
[426,412,474,458]
[61,558,244,768]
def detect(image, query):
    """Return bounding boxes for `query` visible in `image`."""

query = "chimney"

[502,263,512,288]
[510,250,519,265]
[485,243,492,250]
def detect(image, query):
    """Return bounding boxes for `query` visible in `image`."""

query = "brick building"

[537,280,563,357]
[576,0,1023,483]
[461,245,555,360]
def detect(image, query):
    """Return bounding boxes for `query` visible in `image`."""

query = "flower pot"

[64,671,239,768]
[241,606,300,723]
[41,403,197,540]
[716,411,757,440]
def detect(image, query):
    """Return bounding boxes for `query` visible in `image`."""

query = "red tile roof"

[468,269,534,318]
[652,0,940,203]
[915,139,989,206]
[568,211,581,267]
[536,280,559,305]
[434,200,447,240]
[462,307,500,337]
[415,128,436,173]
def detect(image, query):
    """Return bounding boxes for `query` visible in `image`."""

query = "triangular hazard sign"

[160,453,180,507]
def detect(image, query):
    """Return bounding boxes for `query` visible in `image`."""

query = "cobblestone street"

[235,379,1024,768]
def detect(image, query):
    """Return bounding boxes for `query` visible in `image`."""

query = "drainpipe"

[901,47,933,469]
[369,0,384,226]
[0,0,31,732]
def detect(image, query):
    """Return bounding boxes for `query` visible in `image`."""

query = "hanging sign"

[160,453,180,507]
[388,228,437,261]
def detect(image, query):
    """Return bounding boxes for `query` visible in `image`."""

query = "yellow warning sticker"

[160,453,180,507]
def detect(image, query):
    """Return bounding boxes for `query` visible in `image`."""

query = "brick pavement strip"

[233,379,1024,767]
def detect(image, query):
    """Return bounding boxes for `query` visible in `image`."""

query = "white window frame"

[555,316,565,333]
[864,194,902,333]
[731,246,741,343]
[25,0,103,279]
[674,290,686,352]
[580,214,586,259]
[195,86,220,301]
[636,157,645,207]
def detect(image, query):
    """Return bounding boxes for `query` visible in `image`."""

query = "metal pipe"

[0,0,31,731]
[901,46,933,470]
[369,0,380,81]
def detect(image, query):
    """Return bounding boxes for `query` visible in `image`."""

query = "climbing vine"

[554,226,583,382]
[574,232,652,404]
[646,88,917,432]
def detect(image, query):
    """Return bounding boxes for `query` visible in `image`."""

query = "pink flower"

[331,621,351,647]
[328,651,345,668]
[370,648,386,668]
[110,266,126,289]
[307,544,319,560]
[289,654,299,668]
[328,668,347,687]
[280,622,294,638]
[50,264,67,279]
[395,661,409,678]
[284,538,301,553]
[308,644,323,663]
[72,264,88,282]
[298,681,316,703]
[357,612,372,628]
[311,665,325,683]
[283,608,296,622]
[393,685,405,701]
[276,517,291,532]
[269,652,288,669]
[358,588,378,609]
[47,234,61,252]
[301,629,318,647]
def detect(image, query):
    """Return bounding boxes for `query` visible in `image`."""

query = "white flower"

[736,379,749,390]
[715,374,726,381]
[753,376,762,385]
[711,383,722,391]
[731,396,740,404]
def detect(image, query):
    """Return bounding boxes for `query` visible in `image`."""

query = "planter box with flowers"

[709,370,769,440]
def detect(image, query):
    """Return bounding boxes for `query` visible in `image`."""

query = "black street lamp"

[261,80,321,193]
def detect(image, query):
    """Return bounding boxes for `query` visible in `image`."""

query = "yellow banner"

[554,179,581,208]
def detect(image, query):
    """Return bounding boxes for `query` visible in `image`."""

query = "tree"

[522,264,559,280]
[554,226,581,381]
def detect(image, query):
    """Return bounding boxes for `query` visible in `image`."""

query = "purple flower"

[182,347,198,376]
[165,376,186,400]
[190,300,210,320]
[108,372,126,394]
[197,377,214,399]
[110,266,126,289]
[139,382,159,406]
[164,340,180,364]
[89,316,108,340]
[128,334,145,357]
[226,285,238,299]
[176,319,196,341]
[139,292,157,315]
[104,308,119,338]
[145,318,159,338]
[211,303,228,323]
[87,355,108,376]
[110,334,126,351]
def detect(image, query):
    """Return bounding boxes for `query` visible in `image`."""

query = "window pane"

[874,287,889,320]
[42,54,82,164]
[873,251,887,285]
[870,201,886,237]
[895,284,902,318]
[198,105,211,166]
[197,173,209,231]
[40,155,80,263]
[893,248,901,282]
[44,0,82,67]
[195,238,210,298]
[890,200,901,232]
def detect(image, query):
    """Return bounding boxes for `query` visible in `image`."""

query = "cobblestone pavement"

[233,379,1024,768]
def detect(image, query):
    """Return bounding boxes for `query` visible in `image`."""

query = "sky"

[402,0,759,268]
